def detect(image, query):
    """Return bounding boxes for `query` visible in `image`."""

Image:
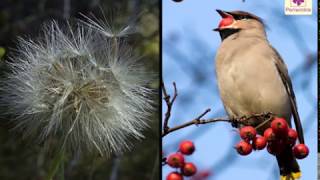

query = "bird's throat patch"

[218,29,240,41]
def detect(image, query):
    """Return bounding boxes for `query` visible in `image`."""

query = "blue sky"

[162,0,317,180]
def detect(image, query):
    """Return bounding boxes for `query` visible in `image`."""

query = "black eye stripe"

[226,11,265,25]
[234,15,250,20]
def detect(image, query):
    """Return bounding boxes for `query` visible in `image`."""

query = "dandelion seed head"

[0,17,154,156]
[80,12,137,38]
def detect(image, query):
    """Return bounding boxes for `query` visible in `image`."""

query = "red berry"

[179,140,195,155]
[293,144,309,159]
[166,172,183,180]
[263,128,276,142]
[271,117,289,137]
[253,136,267,150]
[235,140,252,155]
[167,153,185,168]
[287,128,298,146]
[239,126,257,141]
[181,162,197,176]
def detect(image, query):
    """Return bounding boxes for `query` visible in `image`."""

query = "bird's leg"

[231,115,247,128]
[260,112,274,124]
[261,111,273,119]
[253,112,275,130]
[239,114,250,125]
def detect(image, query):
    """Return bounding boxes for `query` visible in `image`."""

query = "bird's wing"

[271,46,304,144]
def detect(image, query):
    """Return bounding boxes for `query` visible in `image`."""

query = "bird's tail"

[276,146,301,180]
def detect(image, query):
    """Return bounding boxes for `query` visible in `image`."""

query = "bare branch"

[162,80,177,133]
[161,81,275,137]
[162,111,274,137]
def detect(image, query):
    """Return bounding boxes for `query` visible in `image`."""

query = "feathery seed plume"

[0,17,154,156]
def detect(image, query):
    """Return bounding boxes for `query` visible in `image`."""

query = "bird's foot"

[231,117,241,128]
[239,115,248,121]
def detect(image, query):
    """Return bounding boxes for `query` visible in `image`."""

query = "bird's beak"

[213,28,220,31]
[213,9,233,31]
[216,9,231,18]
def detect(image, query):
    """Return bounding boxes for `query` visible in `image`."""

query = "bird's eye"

[235,15,248,20]
[240,15,248,20]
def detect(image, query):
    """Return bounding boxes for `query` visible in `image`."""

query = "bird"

[213,9,305,180]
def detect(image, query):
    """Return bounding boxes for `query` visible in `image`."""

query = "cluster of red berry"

[165,140,197,180]
[235,117,309,159]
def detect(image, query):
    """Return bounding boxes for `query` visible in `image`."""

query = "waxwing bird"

[213,9,305,180]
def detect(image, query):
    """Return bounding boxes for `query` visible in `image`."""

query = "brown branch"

[162,80,177,133]
[161,110,274,137]
[161,81,275,137]
[162,108,223,137]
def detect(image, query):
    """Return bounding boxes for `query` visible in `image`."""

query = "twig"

[161,82,275,137]
[161,110,274,137]
[162,80,177,133]
[162,109,212,137]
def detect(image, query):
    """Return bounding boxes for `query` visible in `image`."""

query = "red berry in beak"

[179,140,195,155]
[166,172,184,180]
[239,126,257,141]
[293,144,309,159]
[181,162,197,176]
[235,140,252,155]
[167,153,185,168]
[271,117,289,137]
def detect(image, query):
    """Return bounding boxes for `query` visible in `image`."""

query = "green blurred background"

[0,0,159,179]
